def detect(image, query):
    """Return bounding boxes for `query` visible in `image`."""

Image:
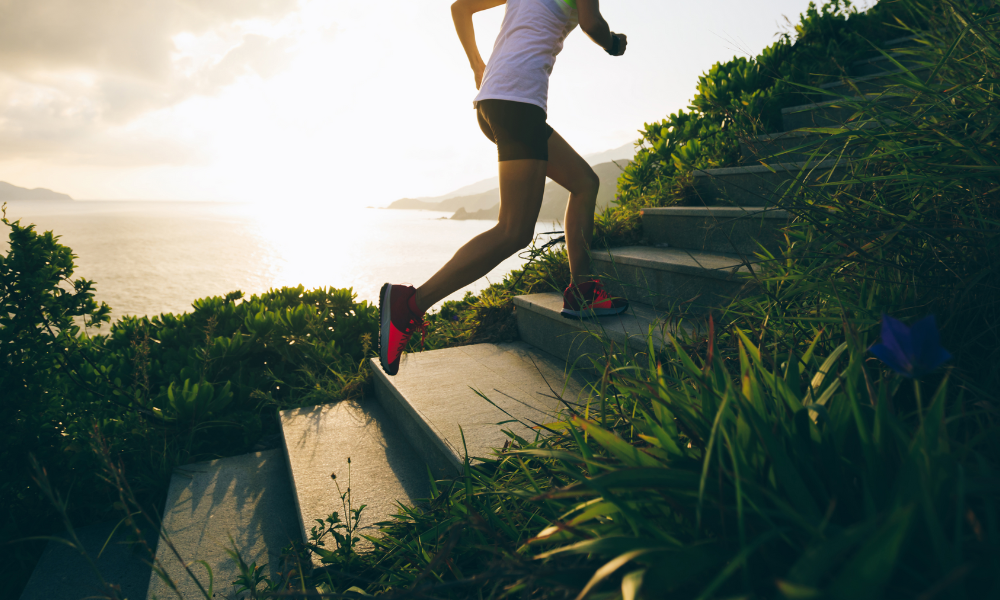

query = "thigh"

[478,99,552,162]
[545,131,597,194]
[497,159,548,231]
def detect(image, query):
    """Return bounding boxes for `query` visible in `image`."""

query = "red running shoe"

[561,280,629,319]
[378,283,424,376]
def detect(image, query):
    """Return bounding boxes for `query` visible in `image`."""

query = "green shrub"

[0,210,113,589]
[613,0,919,215]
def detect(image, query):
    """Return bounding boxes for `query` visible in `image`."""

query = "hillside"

[0,181,72,201]
[386,188,502,213]
[450,160,628,222]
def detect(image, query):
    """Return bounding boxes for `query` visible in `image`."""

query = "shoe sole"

[560,304,629,319]
[378,283,394,375]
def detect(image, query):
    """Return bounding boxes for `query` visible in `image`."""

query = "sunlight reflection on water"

[2,201,560,321]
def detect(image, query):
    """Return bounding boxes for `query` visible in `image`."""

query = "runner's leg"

[545,131,600,284]
[414,158,547,311]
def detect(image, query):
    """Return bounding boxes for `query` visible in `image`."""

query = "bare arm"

[451,0,506,89]
[577,0,627,56]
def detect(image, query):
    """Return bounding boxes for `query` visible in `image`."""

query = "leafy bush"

[0,210,112,588]
[613,0,919,213]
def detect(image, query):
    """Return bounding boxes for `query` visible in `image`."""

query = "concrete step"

[782,94,912,131]
[591,246,753,313]
[818,67,931,96]
[688,160,847,206]
[513,294,695,369]
[279,398,432,554]
[19,521,156,600]
[851,52,924,76]
[371,342,588,474]
[640,206,789,255]
[146,450,300,599]
[739,125,884,164]
[882,33,930,49]
[741,131,831,163]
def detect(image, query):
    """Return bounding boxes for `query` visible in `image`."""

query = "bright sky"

[0,0,867,205]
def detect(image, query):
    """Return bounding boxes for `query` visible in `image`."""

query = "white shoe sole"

[378,283,393,372]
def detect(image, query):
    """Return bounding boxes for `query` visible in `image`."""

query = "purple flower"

[869,314,951,378]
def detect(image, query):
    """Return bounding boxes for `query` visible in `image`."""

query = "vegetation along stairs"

[17,31,931,600]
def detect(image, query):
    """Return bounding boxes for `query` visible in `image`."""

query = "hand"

[474,62,485,90]
[610,33,628,56]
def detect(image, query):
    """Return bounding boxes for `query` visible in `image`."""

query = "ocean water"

[1,201,560,321]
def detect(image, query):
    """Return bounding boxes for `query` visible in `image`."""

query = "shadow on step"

[148,449,300,599]
[280,400,433,554]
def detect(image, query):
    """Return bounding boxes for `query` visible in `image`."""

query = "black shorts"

[476,99,554,162]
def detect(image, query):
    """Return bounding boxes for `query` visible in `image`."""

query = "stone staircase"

[18,32,927,600]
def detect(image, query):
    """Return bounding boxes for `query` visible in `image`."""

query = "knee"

[513,228,536,250]
[571,167,600,198]
[497,225,536,253]
[584,167,600,193]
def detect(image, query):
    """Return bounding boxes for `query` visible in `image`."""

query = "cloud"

[0,0,304,165]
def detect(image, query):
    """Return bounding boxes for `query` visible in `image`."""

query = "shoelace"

[591,288,610,306]
[396,317,429,355]
[572,284,609,309]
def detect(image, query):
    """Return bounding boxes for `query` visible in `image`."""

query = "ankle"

[408,292,424,316]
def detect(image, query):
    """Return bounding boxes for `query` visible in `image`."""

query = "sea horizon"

[2,200,560,323]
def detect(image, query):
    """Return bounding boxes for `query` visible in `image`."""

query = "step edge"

[641,206,789,218]
[370,363,465,475]
[692,159,844,177]
[750,130,815,142]
[592,247,751,279]
[513,294,671,352]
[818,66,931,89]
[277,428,309,544]
[749,120,882,144]
[852,51,910,66]
[882,34,921,46]
[781,94,887,114]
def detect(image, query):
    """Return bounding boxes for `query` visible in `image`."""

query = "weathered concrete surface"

[591,246,752,312]
[513,293,697,371]
[819,66,931,95]
[739,131,827,164]
[371,342,588,475]
[641,206,789,255]
[146,450,299,600]
[280,399,432,552]
[19,520,156,600]
[688,160,848,206]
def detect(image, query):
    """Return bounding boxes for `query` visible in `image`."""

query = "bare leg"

[414,158,548,311]
[546,131,600,284]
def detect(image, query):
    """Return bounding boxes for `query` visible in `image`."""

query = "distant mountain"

[387,141,636,211]
[0,181,73,201]
[580,141,636,167]
[450,160,630,223]
[389,187,503,213]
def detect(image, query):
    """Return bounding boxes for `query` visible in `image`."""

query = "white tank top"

[474,0,579,114]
